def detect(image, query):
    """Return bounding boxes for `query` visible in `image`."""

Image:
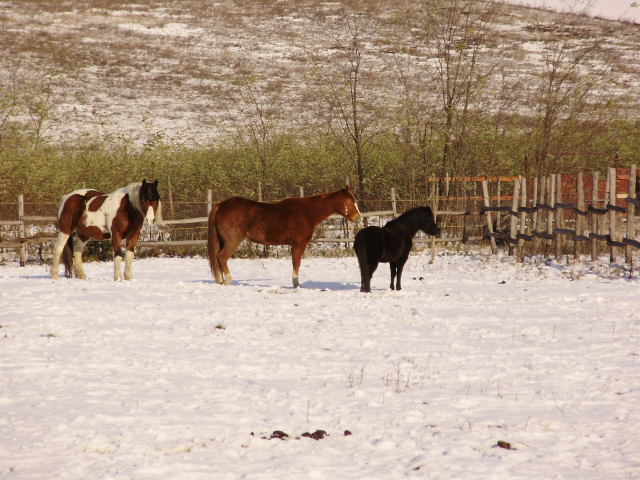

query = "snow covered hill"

[1,0,639,145]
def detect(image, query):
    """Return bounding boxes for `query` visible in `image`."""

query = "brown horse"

[51,180,162,280]
[208,186,361,287]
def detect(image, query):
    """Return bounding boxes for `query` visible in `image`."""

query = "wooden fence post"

[517,177,527,259]
[461,179,468,248]
[18,194,26,267]
[481,180,497,254]
[534,176,546,253]
[590,172,599,262]
[554,174,564,260]
[299,186,304,198]
[430,181,439,264]
[547,175,555,256]
[496,178,502,231]
[531,176,538,233]
[625,165,637,265]
[609,167,618,263]
[167,175,175,219]
[574,172,585,259]
[390,187,397,217]
[508,176,520,256]
[207,189,212,215]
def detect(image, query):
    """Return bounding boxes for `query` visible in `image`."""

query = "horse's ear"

[344,185,350,192]
[142,178,148,186]
[153,179,159,187]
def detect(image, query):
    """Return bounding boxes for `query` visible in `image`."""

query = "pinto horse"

[208,186,361,288]
[353,206,439,293]
[51,180,162,281]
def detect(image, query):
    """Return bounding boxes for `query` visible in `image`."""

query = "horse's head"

[418,206,440,236]
[338,185,361,222]
[140,179,163,225]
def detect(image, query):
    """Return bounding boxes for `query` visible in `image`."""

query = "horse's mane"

[386,206,431,227]
[120,182,145,215]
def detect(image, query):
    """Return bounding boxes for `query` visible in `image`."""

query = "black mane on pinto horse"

[353,206,440,293]
[51,179,162,280]
[207,186,361,288]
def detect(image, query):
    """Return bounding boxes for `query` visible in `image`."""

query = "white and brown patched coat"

[51,180,162,280]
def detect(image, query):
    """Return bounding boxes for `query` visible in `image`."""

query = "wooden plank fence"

[2,169,640,266]
[0,187,401,265]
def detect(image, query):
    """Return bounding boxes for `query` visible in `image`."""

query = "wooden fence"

[1,169,639,266]
[0,187,401,266]
[476,167,639,263]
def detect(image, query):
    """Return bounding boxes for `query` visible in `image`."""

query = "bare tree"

[224,74,287,199]
[304,8,387,208]
[525,7,609,175]
[21,61,62,141]
[0,64,22,143]
[415,0,505,178]
[390,45,440,200]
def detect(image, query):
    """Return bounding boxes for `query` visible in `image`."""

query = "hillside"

[1,0,639,146]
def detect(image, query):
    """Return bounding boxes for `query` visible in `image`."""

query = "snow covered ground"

[1,253,639,479]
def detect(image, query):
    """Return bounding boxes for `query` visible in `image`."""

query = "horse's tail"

[207,203,224,284]
[62,234,74,278]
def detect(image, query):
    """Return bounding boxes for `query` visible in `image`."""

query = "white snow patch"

[0,254,638,479]
[117,22,203,38]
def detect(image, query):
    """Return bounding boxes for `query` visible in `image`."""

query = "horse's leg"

[217,235,242,285]
[62,235,74,278]
[72,236,89,279]
[358,259,370,293]
[51,232,70,279]
[360,261,371,293]
[356,249,371,292]
[291,240,310,288]
[124,250,135,280]
[389,263,397,290]
[112,233,125,281]
[395,262,405,290]
[394,252,410,291]
[365,260,379,293]
[124,234,141,280]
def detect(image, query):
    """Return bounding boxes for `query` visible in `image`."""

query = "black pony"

[353,206,440,293]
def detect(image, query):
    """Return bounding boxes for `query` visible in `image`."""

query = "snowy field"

[1,253,639,479]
